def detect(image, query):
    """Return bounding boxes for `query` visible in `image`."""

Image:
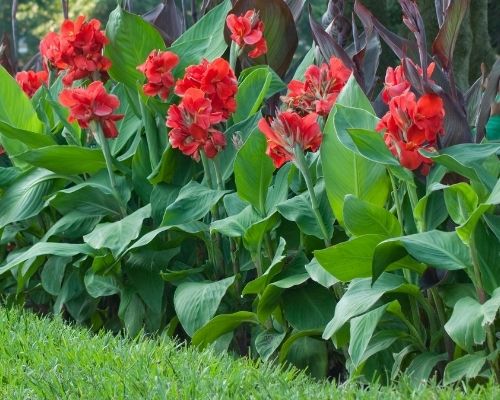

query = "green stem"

[138,95,160,170]
[430,287,454,359]
[294,147,331,247]
[93,123,126,217]
[470,235,500,382]
[389,170,404,230]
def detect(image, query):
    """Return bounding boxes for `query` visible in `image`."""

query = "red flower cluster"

[258,112,322,168]
[39,16,111,86]
[15,70,48,98]
[377,63,444,175]
[166,88,226,160]
[137,50,179,100]
[59,81,123,139]
[226,10,267,59]
[282,57,351,117]
[381,63,435,104]
[175,58,238,120]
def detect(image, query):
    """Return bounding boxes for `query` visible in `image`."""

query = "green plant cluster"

[0,0,499,387]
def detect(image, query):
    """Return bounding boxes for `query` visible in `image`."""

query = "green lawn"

[0,307,497,399]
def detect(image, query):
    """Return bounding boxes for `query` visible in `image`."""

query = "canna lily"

[226,10,267,59]
[258,111,322,168]
[282,57,351,117]
[59,81,124,138]
[15,70,48,98]
[137,50,179,100]
[166,88,226,160]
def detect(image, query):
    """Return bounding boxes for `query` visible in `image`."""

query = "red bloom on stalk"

[381,62,436,104]
[166,88,226,160]
[59,81,124,138]
[258,111,322,168]
[377,91,445,175]
[226,10,267,59]
[137,50,179,100]
[282,57,351,117]
[175,58,238,120]
[15,70,48,97]
[39,16,111,86]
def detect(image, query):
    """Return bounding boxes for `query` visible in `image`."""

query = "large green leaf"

[406,352,448,386]
[443,352,487,385]
[255,330,287,361]
[444,288,500,352]
[83,205,151,257]
[234,131,275,215]
[372,231,472,282]
[0,121,55,149]
[343,195,401,237]
[234,68,272,123]
[0,243,96,275]
[282,282,335,330]
[315,234,388,282]
[13,146,106,175]
[192,311,259,348]
[210,205,261,237]
[323,273,419,340]
[84,270,120,298]
[443,183,478,225]
[105,6,167,88]
[277,180,334,240]
[322,102,389,225]
[305,257,339,288]
[0,65,44,163]
[162,181,228,226]
[40,256,71,296]
[174,276,235,337]
[286,336,328,379]
[172,0,232,61]
[0,168,56,228]
[228,0,298,76]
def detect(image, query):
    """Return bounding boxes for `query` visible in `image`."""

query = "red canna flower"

[258,111,322,168]
[381,62,436,104]
[15,70,48,98]
[40,16,111,86]
[59,81,124,138]
[166,88,226,160]
[137,50,179,100]
[226,10,267,59]
[175,58,238,120]
[282,57,351,117]
[376,90,444,175]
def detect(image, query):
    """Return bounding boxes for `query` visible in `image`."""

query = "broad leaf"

[406,352,448,386]
[255,330,287,361]
[234,67,272,123]
[443,352,487,385]
[174,276,235,337]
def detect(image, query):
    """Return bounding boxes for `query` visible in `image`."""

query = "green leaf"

[210,205,261,237]
[0,65,44,164]
[84,270,120,298]
[42,212,101,241]
[242,213,279,255]
[257,273,309,323]
[173,0,232,61]
[105,6,167,88]
[234,131,275,215]
[48,182,124,218]
[315,234,388,282]
[323,273,419,340]
[162,181,228,226]
[343,195,401,237]
[305,257,339,288]
[473,220,500,295]
[443,183,478,225]
[349,302,393,369]
[372,231,472,282]
[277,180,334,240]
[322,103,389,225]
[0,168,56,228]
[335,75,374,113]
[255,330,287,361]
[421,143,500,191]
[192,311,259,348]
[13,146,106,175]
[238,66,285,99]
[344,128,400,166]
[0,243,96,275]
[443,352,487,385]
[83,205,151,257]
[286,336,328,379]
[444,288,500,352]
[174,276,235,337]
[41,256,71,296]
[234,68,272,123]
[407,352,448,386]
[0,120,55,150]
[413,187,448,232]
[282,282,336,330]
